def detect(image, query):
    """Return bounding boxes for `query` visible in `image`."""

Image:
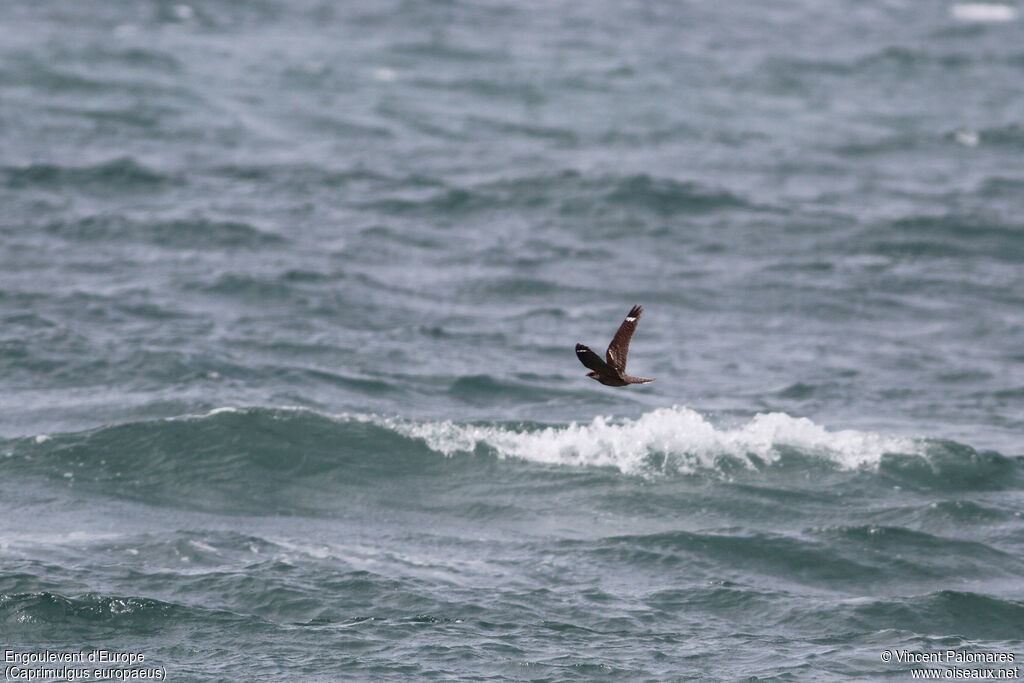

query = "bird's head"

[586,371,600,381]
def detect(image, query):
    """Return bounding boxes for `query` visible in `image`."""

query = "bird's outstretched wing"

[605,305,643,372]
[576,343,616,375]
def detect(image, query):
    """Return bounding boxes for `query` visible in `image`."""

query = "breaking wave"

[368,406,924,475]
[5,407,1016,511]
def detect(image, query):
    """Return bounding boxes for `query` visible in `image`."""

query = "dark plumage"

[575,305,654,386]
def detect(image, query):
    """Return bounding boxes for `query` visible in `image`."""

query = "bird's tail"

[624,376,654,384]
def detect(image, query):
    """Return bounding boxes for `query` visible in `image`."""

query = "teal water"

[2,1,1023,679]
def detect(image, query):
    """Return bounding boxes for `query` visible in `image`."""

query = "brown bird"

[576,305,654,386]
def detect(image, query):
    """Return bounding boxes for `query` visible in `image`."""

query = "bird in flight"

[575,305,654,386]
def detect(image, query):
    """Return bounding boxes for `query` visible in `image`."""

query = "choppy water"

[2,0,1023,679]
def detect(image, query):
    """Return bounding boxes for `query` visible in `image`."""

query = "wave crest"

[369,406,923,475]
[9,407,1011,501]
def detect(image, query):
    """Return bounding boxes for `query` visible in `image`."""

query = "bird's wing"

[605,305,643,372]
[576,343,616,375]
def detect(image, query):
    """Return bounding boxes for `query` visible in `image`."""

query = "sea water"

[1,0,1023,679]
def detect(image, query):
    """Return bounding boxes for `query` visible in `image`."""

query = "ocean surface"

[2,0,1023,680]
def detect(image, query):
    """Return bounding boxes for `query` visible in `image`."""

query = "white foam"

[173,4,194,21]
[367,407,921,476]
[206,406,238,416]
[371,67,398,82]
[188,540,219,554]
[954,129,980,147]
[950,3,1018,22]
[166,406,240,422]
[0,531,124,550]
